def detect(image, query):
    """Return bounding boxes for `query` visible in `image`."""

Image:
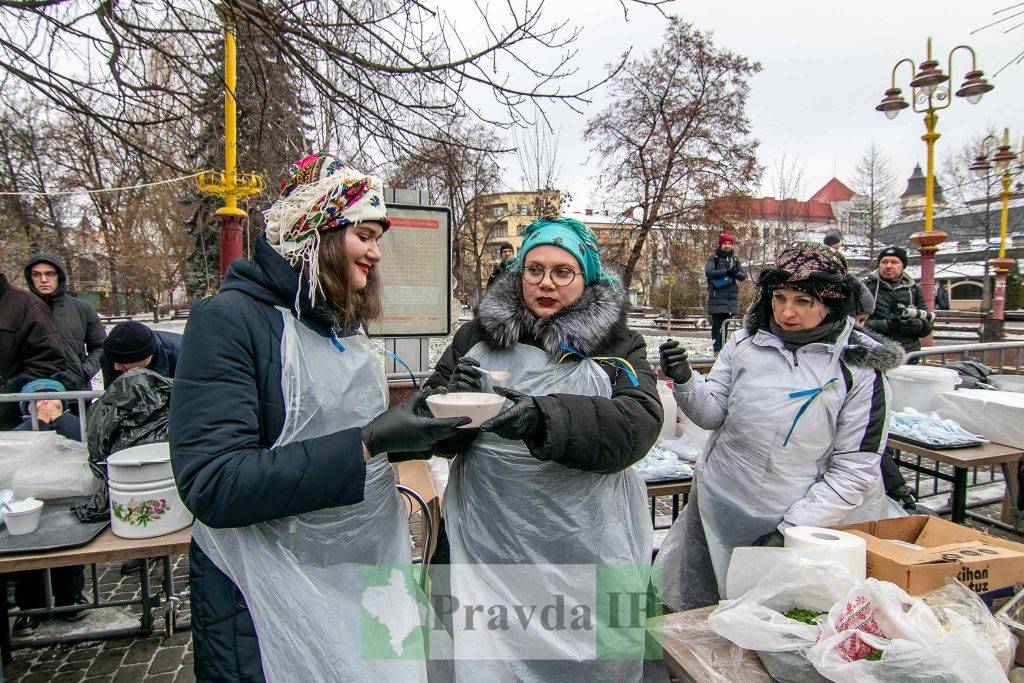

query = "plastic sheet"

[659,607,774,683]
[0,432,99,499]
[656,435,701,463]
[888,407,985,448]
[633,445,694,482]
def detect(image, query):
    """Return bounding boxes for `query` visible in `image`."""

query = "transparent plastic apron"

[695,339,894,597]
[192,308,425,682]
[444,341,652,681]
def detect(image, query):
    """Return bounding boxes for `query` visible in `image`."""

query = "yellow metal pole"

[217,18,244,218]
[922,111,939,233]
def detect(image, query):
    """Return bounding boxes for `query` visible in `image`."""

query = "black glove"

[896,317,926,335]
[479,386,542,441]
[51,370,81,391]
[363,387,471,456]
[448,357,483,392]
[659,340,692,384]
[752,530,785,547]
[727,266,738,277]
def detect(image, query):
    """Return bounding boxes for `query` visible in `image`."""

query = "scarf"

[769,317,846,351]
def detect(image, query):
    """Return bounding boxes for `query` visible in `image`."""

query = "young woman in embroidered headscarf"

[170,153,468,682]
[424,217,663,680]
[655,242,906,612]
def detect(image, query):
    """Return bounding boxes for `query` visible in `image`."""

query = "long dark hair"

[312,227,383,327]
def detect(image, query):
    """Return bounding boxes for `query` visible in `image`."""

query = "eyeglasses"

[523,264,579,287]
[30,270,59,280]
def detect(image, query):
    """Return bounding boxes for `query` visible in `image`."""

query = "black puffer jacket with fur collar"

[427,271,663,473]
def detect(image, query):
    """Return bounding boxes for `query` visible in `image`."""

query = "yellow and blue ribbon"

[782,377,839,446]
[556,343,640,388]
[331,332,419,387]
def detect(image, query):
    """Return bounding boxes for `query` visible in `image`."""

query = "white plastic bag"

[923,580,1018,674]
[709,555,859,653]
[0,432,99,499]
[805,578,1009,683]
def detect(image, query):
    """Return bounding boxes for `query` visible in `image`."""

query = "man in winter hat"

[24,252,105,389]
[486,242,516,290]
[100,321,181,387]
[705,232,747,352]
[861,245,933,353]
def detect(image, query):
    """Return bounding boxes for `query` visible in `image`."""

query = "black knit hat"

[823,232,842,247]
[878,245,908,267]
[103,322,157,364]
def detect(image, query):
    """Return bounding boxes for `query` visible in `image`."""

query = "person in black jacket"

[426,217,662,679]
[0,273,65,429]
[169,154,467,681]
[10,379,87,635]
[485,241,515,289]
[862,245,933,353]
[99,321,181,387]
[24,253,105,390]
[705,232,747,352]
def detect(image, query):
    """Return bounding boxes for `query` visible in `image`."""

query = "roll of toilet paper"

[783,526,867,581]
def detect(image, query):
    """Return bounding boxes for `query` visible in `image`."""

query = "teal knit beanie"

[514,217,616,287]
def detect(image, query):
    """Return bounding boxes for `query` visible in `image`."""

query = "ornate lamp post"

[969,128,1021,339]
[876,38,994,344]
[196,3,265,282]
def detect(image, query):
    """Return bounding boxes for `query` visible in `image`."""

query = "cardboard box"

[835,515,1024,608]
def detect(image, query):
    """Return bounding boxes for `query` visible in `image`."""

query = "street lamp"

[876,37,994,341]
[969,128,1021,338]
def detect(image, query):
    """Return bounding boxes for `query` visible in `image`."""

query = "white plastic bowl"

[3,498,43,535]
[426,392,506,429]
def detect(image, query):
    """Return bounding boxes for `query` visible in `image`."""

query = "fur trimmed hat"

[753,241,858,319]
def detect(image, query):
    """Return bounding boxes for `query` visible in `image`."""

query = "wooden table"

[649,607,771,682]
[646,478,693,529]
[0,527,192,664]
[889,436,1024,526]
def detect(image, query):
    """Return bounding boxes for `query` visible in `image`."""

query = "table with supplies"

[650,607,771,682]
[889,436,1024,527]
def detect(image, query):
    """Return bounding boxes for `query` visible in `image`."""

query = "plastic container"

[887,365,962,413]
[2,498,44,535]
[107,442,192,539]
[989,375,1024,393]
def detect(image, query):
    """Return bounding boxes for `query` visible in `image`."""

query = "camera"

[897,304,935,325]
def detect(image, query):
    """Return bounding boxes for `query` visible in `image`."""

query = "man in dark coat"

[24,253,106,390]
[486,242,515,289]
[704,232,746,353]
[862,245,933,353]
[100,321,181,387]
[0,273,66,429]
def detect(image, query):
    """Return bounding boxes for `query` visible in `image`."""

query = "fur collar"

[744,302,904,371]
[475,270,627,357]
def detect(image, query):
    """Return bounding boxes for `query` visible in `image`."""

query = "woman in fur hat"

[424,217,663,679]
[655,242,905,612]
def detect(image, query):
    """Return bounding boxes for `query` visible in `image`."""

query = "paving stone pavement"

[3,469,1021,681]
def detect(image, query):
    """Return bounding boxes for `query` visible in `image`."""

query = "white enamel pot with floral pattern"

[106,442,192,539]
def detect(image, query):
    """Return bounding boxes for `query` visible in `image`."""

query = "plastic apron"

[192,309,426,682]
[443,341,653,681]
[667,335,896,606]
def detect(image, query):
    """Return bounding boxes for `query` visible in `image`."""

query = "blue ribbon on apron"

[557,343,640,388]
[783,377,839,446]
[331,333,419,387]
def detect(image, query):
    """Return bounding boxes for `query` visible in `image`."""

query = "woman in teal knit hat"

[423,216,662,680]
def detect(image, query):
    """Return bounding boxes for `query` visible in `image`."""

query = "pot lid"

[107,442,171,466]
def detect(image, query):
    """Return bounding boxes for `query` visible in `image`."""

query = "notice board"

[370,203,452,337]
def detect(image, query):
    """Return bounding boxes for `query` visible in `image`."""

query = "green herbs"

[864,650,884,661]
[784,608,826,625]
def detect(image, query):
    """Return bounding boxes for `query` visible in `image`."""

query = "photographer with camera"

[862,245,934,354]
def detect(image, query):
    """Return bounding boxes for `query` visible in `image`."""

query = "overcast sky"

[465,1,1024,211]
